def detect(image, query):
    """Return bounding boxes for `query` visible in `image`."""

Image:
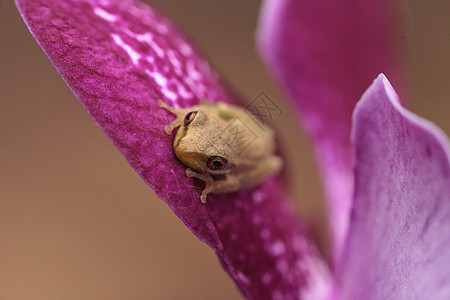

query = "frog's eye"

[184,111,197,125]
[207,156,228,170]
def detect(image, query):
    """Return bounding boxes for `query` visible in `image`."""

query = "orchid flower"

[14,0,450,299]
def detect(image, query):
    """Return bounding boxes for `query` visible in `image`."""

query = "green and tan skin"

[159,99,282,203]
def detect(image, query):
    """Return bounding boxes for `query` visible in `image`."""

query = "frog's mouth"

[173,126,188,149]
[173,149,203,172]
[209,168,231,176]
[173,135,182,149]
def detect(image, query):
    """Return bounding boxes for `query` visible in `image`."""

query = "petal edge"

[339,74,450,299]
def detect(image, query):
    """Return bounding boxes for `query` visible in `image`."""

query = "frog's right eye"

[184,111,197,126]
[207,156,228,170]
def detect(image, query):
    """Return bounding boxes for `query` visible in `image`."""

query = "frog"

[158,99,282,203]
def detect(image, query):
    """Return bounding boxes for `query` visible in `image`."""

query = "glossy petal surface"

[339,75,450,299]
[15,0,331,298]
[257,0,404,259]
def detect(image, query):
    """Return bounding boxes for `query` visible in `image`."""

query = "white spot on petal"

[161,87,177,101]
[111,34,141,65]
[94,7,117,22]
[180,43,193,56]
[237,272,250,285]
[186,61,203,80]
[252,190,264,203]
[147,39,164,58]
[151,71,168,86]
[167,50,182,72]
[177,85,193,99]
[271,240,286,256]
[156,23,169,34]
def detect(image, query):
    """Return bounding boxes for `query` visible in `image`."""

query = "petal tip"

[356,74,450,169]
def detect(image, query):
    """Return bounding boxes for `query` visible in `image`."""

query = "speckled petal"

[257,0,405,259]
[15,0,332,298]
[210,183,332,300]
[338,75,450,299]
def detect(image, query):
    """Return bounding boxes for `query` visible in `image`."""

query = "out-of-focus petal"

[210,184,332,300]
[15,0,332,297]
[257,0,405,259]
[338,75,450,299]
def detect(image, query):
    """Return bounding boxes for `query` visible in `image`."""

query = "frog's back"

[200,101,277,161]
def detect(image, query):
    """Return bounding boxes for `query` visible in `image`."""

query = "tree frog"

[158,99,282,203]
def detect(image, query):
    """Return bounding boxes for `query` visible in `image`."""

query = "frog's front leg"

[186,168,240,203]
[185,168,214,203]
[158,99,191,134]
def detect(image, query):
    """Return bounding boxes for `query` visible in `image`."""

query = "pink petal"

[338,75,450,298]
[15,0,332,297]
[257,0,405,259]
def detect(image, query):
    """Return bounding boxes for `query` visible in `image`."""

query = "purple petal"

[15,0,332,297]
[257,0,405,259]
[338,75,450,298]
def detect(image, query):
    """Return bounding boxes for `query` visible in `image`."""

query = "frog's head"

[173,110,231,175]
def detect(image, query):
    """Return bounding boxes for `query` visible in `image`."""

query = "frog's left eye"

[184,111,197,125]
[207,156,228,170]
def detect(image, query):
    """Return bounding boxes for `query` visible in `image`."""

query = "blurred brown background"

[1,0,449,299]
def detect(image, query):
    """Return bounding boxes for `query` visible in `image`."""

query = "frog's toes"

[186,168,212,183]
[185,169,210,203]
[200,193,207,203]
[164,124,175,135]
[186,168,196,177]
[186,168,203,179]
[157,98,172,110]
